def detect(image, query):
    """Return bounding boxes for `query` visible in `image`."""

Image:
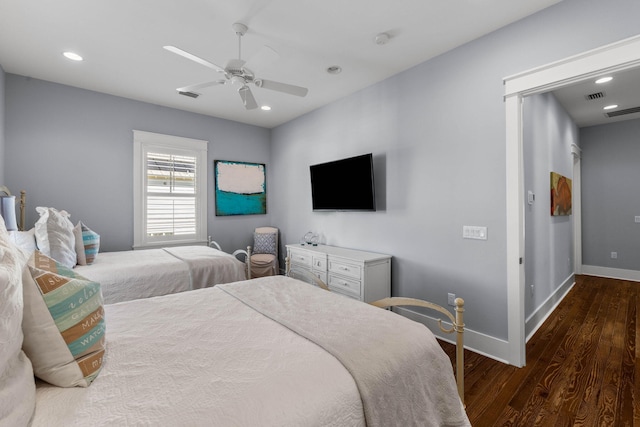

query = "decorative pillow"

[74,221,100,265]
[9,227,37,257]
[34,207,76,269]
[0,217,36,425]
[253,232,277,255]
[22,251,106,387]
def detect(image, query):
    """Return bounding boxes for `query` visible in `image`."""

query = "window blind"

[146,152,197,237]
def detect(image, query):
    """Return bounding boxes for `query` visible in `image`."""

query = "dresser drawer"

[328,259,362,280]
[312,255,327,271]
[330,287,360,300]
[314,271,328,284]
[289,250,313,268]
[328,274,361,297]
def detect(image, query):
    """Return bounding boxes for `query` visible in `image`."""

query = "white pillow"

[34,207,77,269]
[10,228,37,257]
[0,217,36,425]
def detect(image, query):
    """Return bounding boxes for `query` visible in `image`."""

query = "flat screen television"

[310,153,376,211]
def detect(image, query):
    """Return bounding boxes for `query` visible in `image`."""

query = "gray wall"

[581,118,640,270]
[0,65,5,184]
[270,0,640,341]
[523,92,577,330]
[4,76,271,252]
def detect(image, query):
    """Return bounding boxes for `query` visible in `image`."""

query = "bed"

[1,217,470,427]
[33,277,469,427]
[73,245,248,304]
[13,192,249,304]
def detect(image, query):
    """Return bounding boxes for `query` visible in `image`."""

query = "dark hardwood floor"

[440,275,638,426]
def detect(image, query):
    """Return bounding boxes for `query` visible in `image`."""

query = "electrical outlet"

[448,293,456,306]
[635,216,640,223]
[611,252,618,259]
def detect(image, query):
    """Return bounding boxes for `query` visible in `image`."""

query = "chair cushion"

[253,232,277,255]
[251,253,277,266]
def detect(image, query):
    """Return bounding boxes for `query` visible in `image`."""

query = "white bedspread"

[74,246,246,304]
[33,278,365,427]
[33,276,469,427]
[221,278,470,427]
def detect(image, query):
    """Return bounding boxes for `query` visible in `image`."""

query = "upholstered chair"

[250,226,279,278]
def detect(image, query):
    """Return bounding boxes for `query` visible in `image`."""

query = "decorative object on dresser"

[250,226,279,278]
[286,244,391,302]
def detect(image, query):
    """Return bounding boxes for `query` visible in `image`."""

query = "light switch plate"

[635,216,640,223]
[463,225,488,240]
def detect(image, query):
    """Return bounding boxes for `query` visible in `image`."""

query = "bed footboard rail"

[370,296,465,406]
[232,246,252,279]
[284,256,330,290]
[208,237,252,280]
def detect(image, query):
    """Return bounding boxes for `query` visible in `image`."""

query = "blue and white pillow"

[253,232,277,255]
[22,251,105,387]
[74,221,100,265]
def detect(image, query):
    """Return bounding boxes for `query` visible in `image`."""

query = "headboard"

[19,190,26,231]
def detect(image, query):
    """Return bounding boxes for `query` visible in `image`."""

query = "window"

[133,131,208,248]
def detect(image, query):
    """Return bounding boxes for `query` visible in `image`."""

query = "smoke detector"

[374,33,391,45]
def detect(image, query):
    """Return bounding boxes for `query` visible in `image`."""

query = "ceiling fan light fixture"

[595,76,613,84]
[326,65,342,75]
[63,51,83,61]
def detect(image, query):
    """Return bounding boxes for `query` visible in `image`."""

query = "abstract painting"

[214,160,266,216]
[550,172,572,216]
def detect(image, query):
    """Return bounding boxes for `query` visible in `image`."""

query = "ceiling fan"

[164,23,308,110]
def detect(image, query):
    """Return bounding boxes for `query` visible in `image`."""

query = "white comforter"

[33,277,470,427]
[74,246,246,304]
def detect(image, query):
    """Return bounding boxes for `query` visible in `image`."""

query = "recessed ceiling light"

[261,105,271,111]
[603,104,618,110]
[326,65,342,75]
[63,51,83,61]
[595,76,613,84]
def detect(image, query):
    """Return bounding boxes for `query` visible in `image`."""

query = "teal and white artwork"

[214,160,266,216]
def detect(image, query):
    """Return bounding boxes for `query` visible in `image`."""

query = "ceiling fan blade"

[243,45,279,71]
[255,79,308,97]
[177,80,226,93]
[163,45,226,74]
[238,86,258,110]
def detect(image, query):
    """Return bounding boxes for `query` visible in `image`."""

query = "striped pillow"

[22,251,105,387]
[74,221,100,265]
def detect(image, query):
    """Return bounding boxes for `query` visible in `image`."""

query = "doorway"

[504,34,640,367]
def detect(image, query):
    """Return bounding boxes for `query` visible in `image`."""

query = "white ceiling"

[0,0,565,129]
[552,66,640,127]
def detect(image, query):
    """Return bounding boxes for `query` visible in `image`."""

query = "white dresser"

[286,244,391,302]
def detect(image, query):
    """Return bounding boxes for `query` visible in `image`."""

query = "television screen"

[310,153,376,211]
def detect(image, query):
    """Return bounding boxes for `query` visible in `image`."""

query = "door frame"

[503,34,640,367]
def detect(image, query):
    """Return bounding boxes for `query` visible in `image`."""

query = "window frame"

[133,130,208,249]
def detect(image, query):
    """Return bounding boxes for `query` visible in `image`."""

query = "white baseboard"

[581,265,640,282]
[525,274,575,342]
[395,306,511,365]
